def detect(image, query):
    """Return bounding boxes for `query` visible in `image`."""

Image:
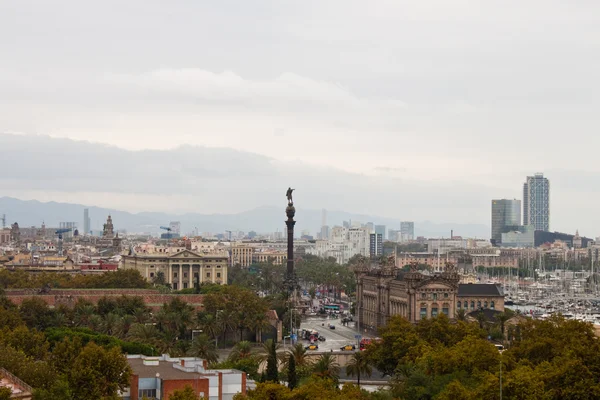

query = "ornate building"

[356,257,504,330]
[103,215,115,238]
[121,249,228,289]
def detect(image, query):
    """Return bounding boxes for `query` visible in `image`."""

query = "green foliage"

[345,351,372,387]
[168,385,199,400]
[187,333,218,364]
[0,268,148,289]
[0,387,12,400]
[265,339,279,382]
[45,327,154,355]
[288,353,298,389]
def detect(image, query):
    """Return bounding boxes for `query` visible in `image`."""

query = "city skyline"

[1,1,600,236]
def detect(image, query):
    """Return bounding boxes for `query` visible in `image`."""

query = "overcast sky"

[1,1,599,236]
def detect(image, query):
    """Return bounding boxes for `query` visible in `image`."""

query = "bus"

[322,304,341,312]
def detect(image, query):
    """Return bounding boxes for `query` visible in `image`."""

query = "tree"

[345,351,372,387]
[313,353,340,379]
[494,312,511,336]
[0,387,12,400]
[169,385,200,400]
[265,339,279,383]
[187,334,218,364]
[69,342,132,399]
[229,341,253,362]
[456,309,467,321]
[287,354,297,389]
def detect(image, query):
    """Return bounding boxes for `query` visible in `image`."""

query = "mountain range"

[0,197,489,239]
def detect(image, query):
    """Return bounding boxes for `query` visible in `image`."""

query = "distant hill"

[0,197,489,239]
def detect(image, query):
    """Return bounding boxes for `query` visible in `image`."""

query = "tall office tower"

[365,222,374,233]
[321,209,327,227]
[369,233,383,258]
[375,225,386,240]
[400,221,415,242]
[83,209,90,235]
[388,229,401,242]
[491,199,521,245]
[320,225,330,240]
[523,173,550,231]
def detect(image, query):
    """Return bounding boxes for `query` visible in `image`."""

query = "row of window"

[420,307,450,319]
[457,300,495,310]
[149,265,223,268]
[149,272,222,279]
[421,292,449,300]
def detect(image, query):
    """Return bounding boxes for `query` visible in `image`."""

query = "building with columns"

[356,258,504,330]
[121,249,228,289]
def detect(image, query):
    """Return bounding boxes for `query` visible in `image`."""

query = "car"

[329,324,335,329]
[305,344,319,350]
[318,336,326,341]
[340,344,356,351]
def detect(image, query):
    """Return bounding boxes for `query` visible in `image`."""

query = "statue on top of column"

[286,187,295,205]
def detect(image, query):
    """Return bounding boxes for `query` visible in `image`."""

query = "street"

[298,316,362,352]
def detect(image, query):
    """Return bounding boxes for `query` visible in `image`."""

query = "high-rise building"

[169,221,181,234]
[369,233,383,258]
[491,199,521,245]
[320,225,330,240]
[388,229,401,242]
[83,209,90,235]
[59,222,77,239]
[400,221,415,242]
[523,173,550,231]
[375,225,386,240]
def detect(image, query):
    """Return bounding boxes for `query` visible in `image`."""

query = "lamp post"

[499,350,504,400]
[155,372,161,400]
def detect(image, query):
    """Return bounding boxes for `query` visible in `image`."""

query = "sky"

[1,0,600,236]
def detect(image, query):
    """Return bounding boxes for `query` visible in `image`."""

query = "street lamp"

[155,372,161,400]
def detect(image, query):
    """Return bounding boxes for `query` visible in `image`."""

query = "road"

[298,316,362,352]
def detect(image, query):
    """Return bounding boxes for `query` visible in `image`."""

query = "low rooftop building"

[122,355,246,400]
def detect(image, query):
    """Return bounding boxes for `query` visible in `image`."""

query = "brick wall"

[162,378,209,399]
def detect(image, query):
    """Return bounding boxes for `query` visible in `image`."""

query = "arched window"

[491,301,495,310]
[431,303,439,318]
[477,301,481,309]
[471,301,475,309]
[457,301,461,309]
[420,304,428,319]
[484,301,488,308]
[442,303,450,315]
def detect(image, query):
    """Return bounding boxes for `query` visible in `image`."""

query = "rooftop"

[458,284,503,297]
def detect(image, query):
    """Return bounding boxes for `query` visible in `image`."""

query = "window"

[150,272,155,278]
[206,272,211,278]
[477,301,481,309]
[491,301,495,310]
[444,293,449,298]
[217,273,221,278]
[431,307,438,317]
[194,273,199,278]
[471,301,475,309]
[442,307,449,315]
[420,307,427,319]
[184,273,188,278]
[173,272,178,278]
[139,389,156,399]
[484,301,488,308]
[457,301,461,309]
[150,265,155,268]
[433,293,438,300]
[173,283,178,290]
[421,293,426,299]
[183,283,188,289]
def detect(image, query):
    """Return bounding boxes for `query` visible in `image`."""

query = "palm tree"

[127,323,161,346]
[476,311,487,330]
[257,339,285,365]
[101,313,120,336]
[313,353,340,379]
[132,308,151,324]
[456,309,467,321]
[187,334,218,364]
[495,312,511,336]
[285,343,310,369]
[250,312,271,343]
[345,351,372,387]
[73,304,95,327]
[229,341,253,362]
[115,315,135,339]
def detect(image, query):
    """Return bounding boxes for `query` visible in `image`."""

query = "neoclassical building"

[121,249,228,289]
[356,257,504,330]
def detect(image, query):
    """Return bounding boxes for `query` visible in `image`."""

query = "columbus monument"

[285,187,297,296]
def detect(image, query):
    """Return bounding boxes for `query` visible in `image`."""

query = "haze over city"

[2,1,600,234]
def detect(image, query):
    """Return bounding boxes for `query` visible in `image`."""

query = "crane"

[160,226,179,240]
[160,226,172,232]
[55,228,72,256]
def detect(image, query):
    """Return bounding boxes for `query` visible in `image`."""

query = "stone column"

[179,265,183,288]
[189,265,193,288]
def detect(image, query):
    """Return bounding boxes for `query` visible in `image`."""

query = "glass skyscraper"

[491,199,521,245]
[523,173,550,231]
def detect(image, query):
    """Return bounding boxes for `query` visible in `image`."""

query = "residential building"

[121,249,228,289]
[0,228,10,244]
[169,221,181,235]
[307,226,370,264]
[491,199,521,245]
[388,229,401,242]
[400,221,414,242]
[356,260,504,329]
[375,225,386,240]
[523,173,550,231]
[59,221,77,239]
[427,238,492,254]
[122,355,246,400]
[370,233,383,258]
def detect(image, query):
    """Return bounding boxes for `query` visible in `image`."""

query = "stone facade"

[121,249,228,290]
[356,260,504,330]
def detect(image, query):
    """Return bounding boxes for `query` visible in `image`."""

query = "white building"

[307,226,370,264]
